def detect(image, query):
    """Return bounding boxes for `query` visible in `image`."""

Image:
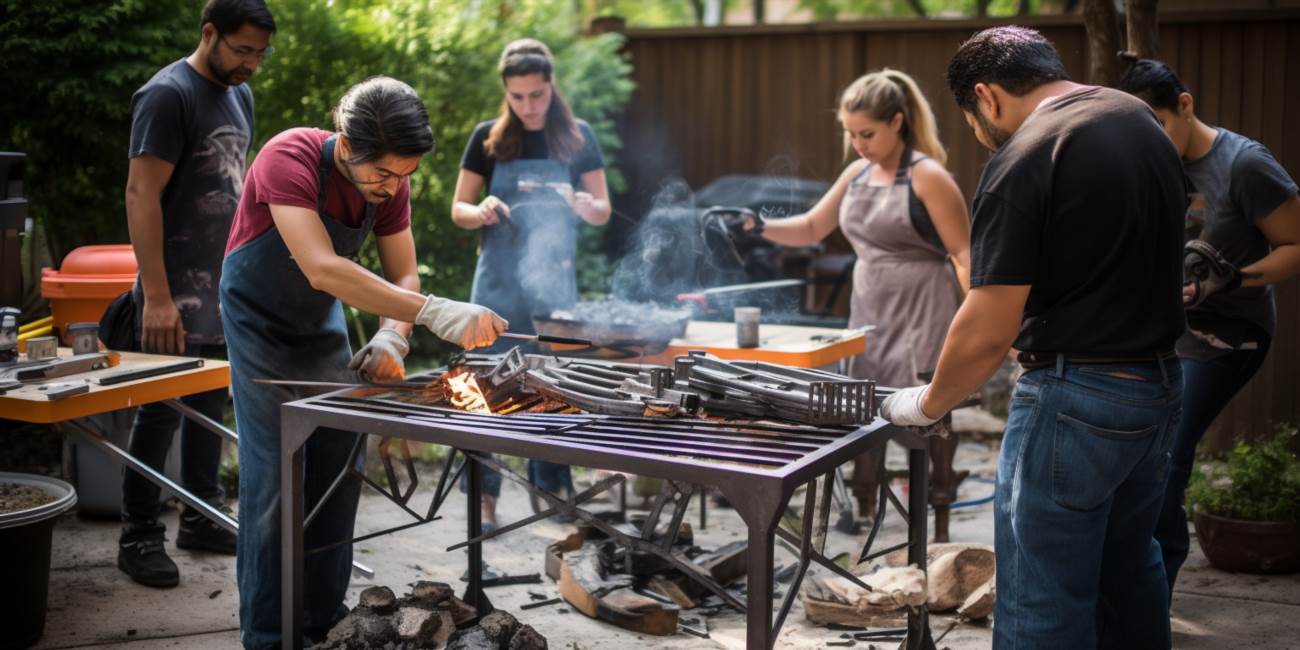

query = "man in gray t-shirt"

[118,0,274,589]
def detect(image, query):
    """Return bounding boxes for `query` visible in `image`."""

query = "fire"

[444,369,491,414]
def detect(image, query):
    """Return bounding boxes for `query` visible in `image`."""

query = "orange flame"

[445,369,491,414]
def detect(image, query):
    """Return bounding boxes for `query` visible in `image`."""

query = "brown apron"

[839,151,961,387]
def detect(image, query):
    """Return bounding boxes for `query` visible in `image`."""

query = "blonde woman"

[749,69,970,533]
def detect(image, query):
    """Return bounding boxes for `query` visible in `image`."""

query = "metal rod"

[772,481,816,637]
[499,331,593,347]
[446,474,624,551]
[162,398,238,444]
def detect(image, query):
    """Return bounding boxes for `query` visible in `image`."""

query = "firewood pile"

[317,582,547,650]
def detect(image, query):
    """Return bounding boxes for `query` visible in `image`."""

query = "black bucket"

[0,473,77,650]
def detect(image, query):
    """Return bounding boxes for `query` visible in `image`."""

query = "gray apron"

[839,151,961,387]
[469,158,579,339]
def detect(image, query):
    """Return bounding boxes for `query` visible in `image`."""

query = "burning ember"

[443,368,491,414]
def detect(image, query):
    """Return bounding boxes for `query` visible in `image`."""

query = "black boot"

[118,522,179,588]
[176,506,237,555]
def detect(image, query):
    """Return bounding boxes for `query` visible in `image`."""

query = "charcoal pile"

[317,582,546,650]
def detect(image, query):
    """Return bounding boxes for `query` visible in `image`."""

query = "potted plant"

[1186,426,1300,574]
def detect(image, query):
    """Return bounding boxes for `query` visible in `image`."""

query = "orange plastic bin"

[40,245,137,341]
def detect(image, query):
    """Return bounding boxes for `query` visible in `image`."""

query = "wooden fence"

[614,9,1300,450]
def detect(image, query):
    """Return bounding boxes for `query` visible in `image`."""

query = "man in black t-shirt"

[119,0,274,589]
[879,27,1186,649]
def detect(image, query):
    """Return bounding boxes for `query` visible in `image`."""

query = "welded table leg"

[281,429,307,650]
[907,447,938,650]
[463,455,491,614]
[746,520,776,650]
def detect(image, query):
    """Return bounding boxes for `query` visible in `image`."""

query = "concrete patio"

[27,415,1300,650]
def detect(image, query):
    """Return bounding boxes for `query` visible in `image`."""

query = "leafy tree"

[0,0,198,260]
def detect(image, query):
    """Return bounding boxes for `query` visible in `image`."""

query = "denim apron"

[469,158,578,338]
[466,157,578,495]
[220,135,372,649]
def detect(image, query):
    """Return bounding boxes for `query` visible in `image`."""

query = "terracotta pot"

[1192,509,1300,574]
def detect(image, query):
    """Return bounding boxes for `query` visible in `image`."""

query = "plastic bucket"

[0,473,77,650]
[40,244,137,343]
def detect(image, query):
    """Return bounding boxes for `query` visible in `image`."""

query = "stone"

[926,546,995,612]
[439,596,479,628]
[477,610,520,645]
[507,624,548,650]
[359,585,399,615]
[316,609,399,650]
[445,626,497,650]
[410,581,454,606]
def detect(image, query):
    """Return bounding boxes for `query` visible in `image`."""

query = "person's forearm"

[761,214,821,247]
[451,202,486,230]
[308,257,426,323]
[125,189,171,300]
[921,304,1016,417]
[377,271,421,338]
[1241,243,1300,287]
[578,199,610,226]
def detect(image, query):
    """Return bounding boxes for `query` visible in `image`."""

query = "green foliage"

[2,1,634,364]
[0,0,198,259]
[796,0,1043,20]
[1186,425,1300,523]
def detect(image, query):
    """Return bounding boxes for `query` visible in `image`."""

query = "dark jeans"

[995,358,1182,650]
[121,343,228,526]
[460,458,572,499]
[1154,341,1270,593]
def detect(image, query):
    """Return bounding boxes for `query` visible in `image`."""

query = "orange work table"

[638,320,868,368]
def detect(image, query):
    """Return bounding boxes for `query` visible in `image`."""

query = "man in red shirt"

[220,76,505,649]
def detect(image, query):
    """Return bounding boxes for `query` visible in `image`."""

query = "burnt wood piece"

[693,541,749,585]
[557,544,680,636]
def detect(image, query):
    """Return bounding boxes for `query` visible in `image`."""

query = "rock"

[446,626,497,650]
[439,596,479,628]
[477,610,520,644]
[395,607,453,649]
[926,547,996,611]
[359,585,399,615]
[410,581,454,606]
[957,578,996,620]
[317,608,399,650]
[508,623,548,650]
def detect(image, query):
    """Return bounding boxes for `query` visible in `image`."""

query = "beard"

[206,49,251,86]
[973,110,1013,151]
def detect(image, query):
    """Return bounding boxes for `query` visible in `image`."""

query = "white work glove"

[880,384,941,427]
[416,295,508,350]
[348,328,409,382]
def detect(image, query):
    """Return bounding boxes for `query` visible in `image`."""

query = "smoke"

[608,178,748,304]
[513,196,579,313]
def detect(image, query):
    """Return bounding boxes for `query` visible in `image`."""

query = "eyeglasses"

[220,35,273,61]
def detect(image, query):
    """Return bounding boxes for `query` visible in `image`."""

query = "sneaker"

[118,526,179,588]
[176,506,237,555]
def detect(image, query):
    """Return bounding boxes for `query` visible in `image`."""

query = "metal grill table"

[279,385,937,649]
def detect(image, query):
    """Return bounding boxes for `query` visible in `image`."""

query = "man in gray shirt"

[119,0,274,588]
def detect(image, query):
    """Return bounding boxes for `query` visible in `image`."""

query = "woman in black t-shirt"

[450,38,611,530]
[1120,58,1300,592]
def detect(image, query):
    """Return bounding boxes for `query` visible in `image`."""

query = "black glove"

[1183,239,1243,308]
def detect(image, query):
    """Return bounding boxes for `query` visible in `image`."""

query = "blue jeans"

[1154,342,1270,593]
[121,343,228,526]
[460,457,571,498]
[995,358,1182,650]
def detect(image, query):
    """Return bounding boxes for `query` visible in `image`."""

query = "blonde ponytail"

[839,68,947,166]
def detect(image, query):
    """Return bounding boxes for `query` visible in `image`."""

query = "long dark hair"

[332,76,435,163]
[1117,55,1189,112]
[483,39,583,163]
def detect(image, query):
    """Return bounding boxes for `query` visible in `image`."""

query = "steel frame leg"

[907,447,938,650]
[281,422,308,650]
[463,456,492,615]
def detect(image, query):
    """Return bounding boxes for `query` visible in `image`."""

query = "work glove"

[1183,239,1253,308]
[348,328,409,383]
[880,384,941,427]
[416,295,508,350]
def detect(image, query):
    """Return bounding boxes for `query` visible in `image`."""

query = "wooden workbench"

[0,349,230,424]
[637,320,867,368]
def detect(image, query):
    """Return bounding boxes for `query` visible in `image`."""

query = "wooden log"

[692,540,748,585]
[557,544,680,635]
